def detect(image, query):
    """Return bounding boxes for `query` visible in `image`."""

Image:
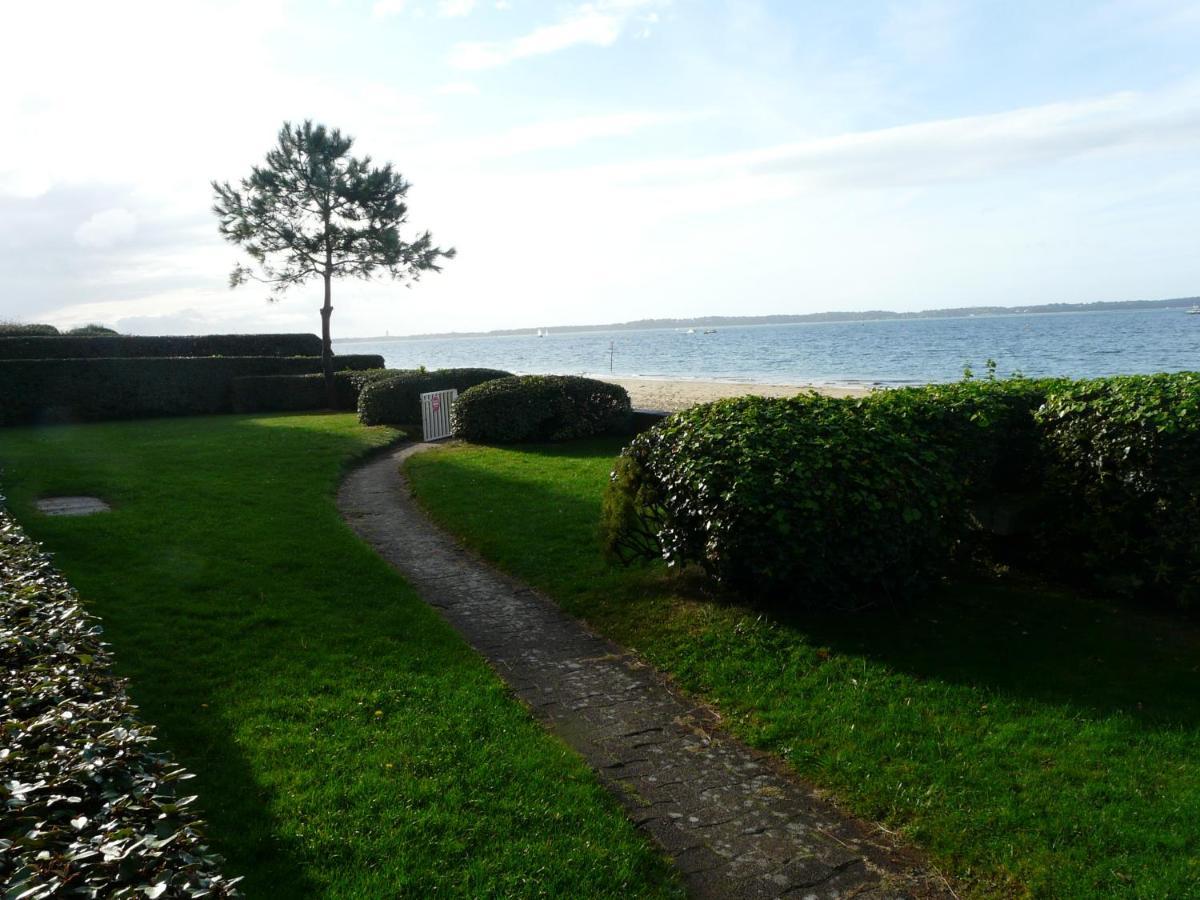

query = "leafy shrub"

[601,394,961,609]
[66,323,120,336]
[452,375,632,443]
[0,321,59,336]
[0,333,322,359]
[0,355,384,426]
[0,509,241,898]
[231,368,408,413]
[358,368,512,426]
[1036,372,1200,606]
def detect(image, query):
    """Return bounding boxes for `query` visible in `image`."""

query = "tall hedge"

[0,355,383,426]
[0,333,322,359]
[0,322,59,336]
[1036,372,1200,605]
[452,375,632,443]
[602,393,961,609]
[358,368,513,426]
[1,509,241,897]
[231,368,407,414]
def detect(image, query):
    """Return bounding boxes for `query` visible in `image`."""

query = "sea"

[335,307,1199,387]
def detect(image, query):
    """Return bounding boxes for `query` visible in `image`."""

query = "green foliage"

[1036,372,1200,605]
[0,333,322,360]
[65,323,120,336]
[602,393,960,609]
[0,321,59,336]
[453,376,633,444]
[213,121,454,294]
[357,368,512,426]
[0,355,383,426]
[232,367,407,413]
[1,510,240,898]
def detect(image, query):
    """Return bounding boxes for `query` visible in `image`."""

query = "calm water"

[336,308,1199,386]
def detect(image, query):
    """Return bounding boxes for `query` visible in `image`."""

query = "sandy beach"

[599,377,873,412]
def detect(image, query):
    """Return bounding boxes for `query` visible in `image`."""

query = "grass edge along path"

[404,438,1200,899]
[0,415,683,898]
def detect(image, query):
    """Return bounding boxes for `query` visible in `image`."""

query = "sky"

[3,0,1200,338]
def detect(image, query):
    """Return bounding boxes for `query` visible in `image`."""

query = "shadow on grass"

[414,439,1200,733]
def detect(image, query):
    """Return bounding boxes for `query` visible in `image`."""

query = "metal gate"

[420,389,457,441]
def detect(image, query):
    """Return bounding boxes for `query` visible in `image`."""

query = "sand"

[599,377,874,412]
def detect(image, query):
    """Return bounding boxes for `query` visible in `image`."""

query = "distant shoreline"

[335,295,1198,343]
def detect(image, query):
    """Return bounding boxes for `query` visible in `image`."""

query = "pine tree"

[212,120,454,402]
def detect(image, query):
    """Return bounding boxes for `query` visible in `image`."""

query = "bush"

[0,333,323,359]
[66,323,120,336]
[0,355,384,426]
[1036,372,1200,606]
[231,368,410,413]
[1,509,241,898]
[452,375,632,443]
[0,322,59,336]
[358,368,512,426]
[601,393,961,609]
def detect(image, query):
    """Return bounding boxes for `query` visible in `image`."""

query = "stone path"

[337,445,950,900]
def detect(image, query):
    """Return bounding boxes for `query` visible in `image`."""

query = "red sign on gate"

[431,394,441,413]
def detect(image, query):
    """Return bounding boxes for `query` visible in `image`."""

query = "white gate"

[420,389,457,441]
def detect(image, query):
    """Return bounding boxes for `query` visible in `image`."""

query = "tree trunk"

[320,272,335,408]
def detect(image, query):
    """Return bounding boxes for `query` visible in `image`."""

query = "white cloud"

[75,208,139,248]
[437,0,476,16]
[450,0,663,69]
[372,0,405,17]
[435,81,481,95]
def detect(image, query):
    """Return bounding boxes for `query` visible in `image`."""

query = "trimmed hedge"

[0,333,322,360]
[602,393,959,609]
[231,368,409,413]
[1,509,241,897]
[452,375,632,443]
[604,373,1200,611]
[0,322,59,336]
[358,368,512,426]
[1036,372,1200,605]
[0,355,384,426]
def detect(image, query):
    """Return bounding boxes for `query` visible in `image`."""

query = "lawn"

[0,415,681,899]
[406,438,1200,898]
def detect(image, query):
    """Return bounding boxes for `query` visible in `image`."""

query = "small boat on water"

[703,329,717,334]
[1188,305,1200,315]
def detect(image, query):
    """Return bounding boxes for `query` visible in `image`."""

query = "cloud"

[435,81,481,95]
[74,208,139,248]
[437,0,475,16]
[371,0,405,17]
[450,0,663,69]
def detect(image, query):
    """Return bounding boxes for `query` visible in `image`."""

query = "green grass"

[406,438,1200,899]
[0,416,681,899]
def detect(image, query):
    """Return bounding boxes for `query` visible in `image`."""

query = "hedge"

[231,368,408,414]
[358,368,513,426]
[452,375,632,443]
[0,333,322,360]
[1,509,241,898]
[603,373,1200,611]
[601,393,961,609]
[0,355,384,426]
[0,322,59,336]
[1036,372,1200,606]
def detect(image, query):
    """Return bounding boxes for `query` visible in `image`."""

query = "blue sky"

[2,0,1199,336]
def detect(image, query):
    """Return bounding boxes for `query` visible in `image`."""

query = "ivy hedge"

[0,355,384,426]
[452,375,632,443]
[357,368,513,426]
[1,509,241,898]
[602,373,1200,610]
[0,333,322,360]
[1036,373,1200,605]
[231,368,406,413]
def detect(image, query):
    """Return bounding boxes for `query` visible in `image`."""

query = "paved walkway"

[337,445,949,899]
